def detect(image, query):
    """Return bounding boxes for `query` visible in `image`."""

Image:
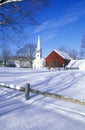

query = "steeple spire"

[37,35,40,50]
[36,35,41,59]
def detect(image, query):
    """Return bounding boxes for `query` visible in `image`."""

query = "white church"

[32,35,45,69]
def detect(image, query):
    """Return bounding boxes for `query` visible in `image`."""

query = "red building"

[45,50,72,68]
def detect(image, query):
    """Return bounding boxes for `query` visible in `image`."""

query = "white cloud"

[34,20,55,33]
[42,32,59,42]
[34,1,85,34]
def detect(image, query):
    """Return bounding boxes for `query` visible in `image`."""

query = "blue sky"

[24,0,85,57]
[1,0,85,57]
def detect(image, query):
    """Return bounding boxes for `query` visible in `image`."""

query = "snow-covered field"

[0,67,85,130]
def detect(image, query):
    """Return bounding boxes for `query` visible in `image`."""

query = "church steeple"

[36,35,41,59]
[32,35,45,69]
[37,35,40,50]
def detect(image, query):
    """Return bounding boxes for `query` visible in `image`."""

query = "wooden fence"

[0,83,85,105]
[25,83,85,105]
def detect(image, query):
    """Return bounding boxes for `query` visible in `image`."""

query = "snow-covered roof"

[67,60,85,70]
[54,49,72,60]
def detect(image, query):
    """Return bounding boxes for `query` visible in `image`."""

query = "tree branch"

[0,0,22,6]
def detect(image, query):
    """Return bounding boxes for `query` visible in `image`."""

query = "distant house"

[0,59,16,67]
[45,50,72,68]
[14,59,30,68]
[7,60,16,67]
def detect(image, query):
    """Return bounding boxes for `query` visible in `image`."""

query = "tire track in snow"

[44,103,85,123]
[28,97,85,123]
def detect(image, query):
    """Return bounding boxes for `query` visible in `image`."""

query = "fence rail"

[25,83,85,105]
[0,83,85,105]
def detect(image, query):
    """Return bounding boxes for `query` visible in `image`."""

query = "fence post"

[25,83,30,100]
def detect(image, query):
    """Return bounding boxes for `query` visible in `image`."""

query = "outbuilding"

[45,50,72,68]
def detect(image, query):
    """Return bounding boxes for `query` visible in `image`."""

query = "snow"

[0,67,85,130]
[0,0,22,6]
[67,59,85,70]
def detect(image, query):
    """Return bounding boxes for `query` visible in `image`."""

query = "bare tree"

[0,0,49,48]
[0,0,49,68]
[81,34,85,47]
[58,46,67,53]
[1,45,11,66]
[0,0,21,6]
[0,0,49,26]
[58,46,79,59]
[68,49,78,60]
[80,34,85,58]
[16,43,36,67]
